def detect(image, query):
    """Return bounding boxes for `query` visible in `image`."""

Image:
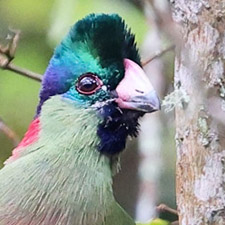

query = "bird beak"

[114,58,160,113]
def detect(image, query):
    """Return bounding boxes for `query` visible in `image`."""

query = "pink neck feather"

[4,118,40,165]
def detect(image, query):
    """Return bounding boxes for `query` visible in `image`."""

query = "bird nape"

[0,14,160,225]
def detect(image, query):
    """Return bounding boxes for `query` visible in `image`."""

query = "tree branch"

[0,29,42,82]
[0,117,20,147]
[156,204,178,216]
[5,63,42,81]
[141,44,175,67]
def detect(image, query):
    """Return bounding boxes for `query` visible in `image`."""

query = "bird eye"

[76,73,103,95]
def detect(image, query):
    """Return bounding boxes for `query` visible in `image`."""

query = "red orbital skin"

[4,118,40,165]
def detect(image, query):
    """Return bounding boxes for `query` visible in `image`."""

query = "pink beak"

[115,59,160,113]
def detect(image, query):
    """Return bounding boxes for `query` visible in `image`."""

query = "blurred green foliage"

[48,0,147,46]
[137,218,170,225]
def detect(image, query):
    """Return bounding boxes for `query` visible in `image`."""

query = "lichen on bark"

[170,0,225,224]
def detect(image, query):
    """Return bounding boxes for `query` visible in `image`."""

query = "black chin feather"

[97,102,144,155]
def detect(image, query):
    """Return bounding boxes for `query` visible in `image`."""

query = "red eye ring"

[76,73,103,95]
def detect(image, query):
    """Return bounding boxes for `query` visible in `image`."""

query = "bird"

[0,14,160,225]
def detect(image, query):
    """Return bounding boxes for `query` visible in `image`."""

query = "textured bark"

[170,1,225,224]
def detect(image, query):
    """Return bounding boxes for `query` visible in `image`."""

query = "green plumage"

[0,96,135,224]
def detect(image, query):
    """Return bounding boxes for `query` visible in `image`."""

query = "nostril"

[135,89,144,94]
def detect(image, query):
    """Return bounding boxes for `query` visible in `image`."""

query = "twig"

[156,203,178,216]
[141,45,175,67]
[6,63,42,81]
[0,29,42,82]
[0,117,20,147]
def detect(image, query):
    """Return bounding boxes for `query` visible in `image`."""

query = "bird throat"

[1,96,116,224]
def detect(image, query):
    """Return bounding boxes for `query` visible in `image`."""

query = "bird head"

[37,14,160,156]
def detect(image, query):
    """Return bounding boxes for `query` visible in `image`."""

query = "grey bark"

[170,0,225,224]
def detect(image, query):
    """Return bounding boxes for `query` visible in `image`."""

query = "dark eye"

[76,73,103,95]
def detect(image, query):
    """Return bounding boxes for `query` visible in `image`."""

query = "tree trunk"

[170,1,225,224]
